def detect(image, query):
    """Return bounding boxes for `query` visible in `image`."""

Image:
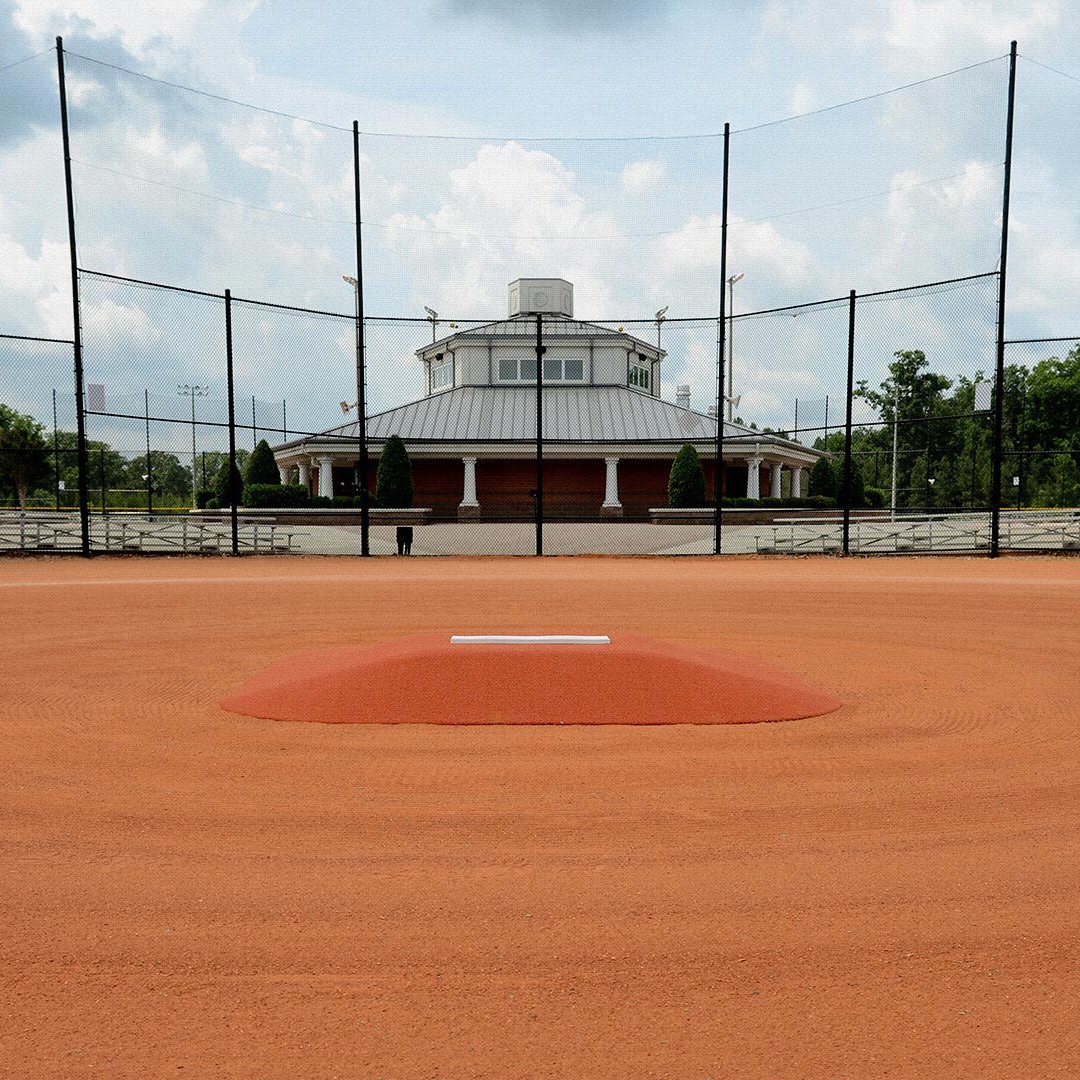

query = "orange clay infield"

[2,555,1080,1079]
[220,633,841,725]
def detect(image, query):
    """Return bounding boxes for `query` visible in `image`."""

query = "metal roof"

[421,315,663,357]
[305,385,764,444]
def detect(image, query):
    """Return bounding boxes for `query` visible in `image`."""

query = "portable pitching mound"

[220,634,840,725]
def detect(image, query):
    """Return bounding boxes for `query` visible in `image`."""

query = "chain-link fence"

[1,41,1078,557]
[9,268,1077,557]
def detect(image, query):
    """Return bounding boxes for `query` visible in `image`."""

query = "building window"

[430,354,453,391]
[628,353,651,392]
[496,354,538,382]
[542,354,586,382]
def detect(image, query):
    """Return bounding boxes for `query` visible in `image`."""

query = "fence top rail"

[1003,336,1080,344]
[0,331,75,345]
[76,267,1001,327]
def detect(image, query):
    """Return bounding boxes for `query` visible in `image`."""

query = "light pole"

[177,384,208,508]
[726,272,744,421]
[424,306,439,344]
[655,306,667,394]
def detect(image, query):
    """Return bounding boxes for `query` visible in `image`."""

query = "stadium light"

[424,306,439,343]
[177,384,209,509]
[726,272,744,422]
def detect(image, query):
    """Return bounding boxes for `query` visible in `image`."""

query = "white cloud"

[762,1,1061,71]
[620,157,666,194]
[13,0,260,54]
[790,82,819,114]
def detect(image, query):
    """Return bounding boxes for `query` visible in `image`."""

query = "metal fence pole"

[225,290,239,555]
[56,36,90,556]
[535,312,545,556]
[990,40,1018,557]
[52,389,60,510]
[144,388,153,518]
[842,289,856,554]
[352,121,370,557]
[714,121,730,555]
[99,445,106,516]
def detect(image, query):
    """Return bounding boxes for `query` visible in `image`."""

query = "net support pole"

[352,121,370,557]
[535,312,545,556]
[225,289,239,556]
[56,36,90,556]
[990,40,1018,557]
[714,122,730,554]
[842,289,857,555]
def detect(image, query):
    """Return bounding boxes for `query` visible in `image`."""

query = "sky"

[1,0,1079,447]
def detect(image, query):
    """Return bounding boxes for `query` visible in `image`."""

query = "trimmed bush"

[810,456,837,499]
[195,488,215,509]
[212,458,244,507]
[205,497,221,510]
[245,439,281,486]
[375,435,414,508]
[310,495,332,507]
[244,483,309,508]
[865,486,886,509]
[668,444,707,507]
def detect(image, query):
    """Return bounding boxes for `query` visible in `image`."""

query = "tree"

[376,435,414,508]
[245,439,280,486]
[668,443,706,507]
[0,404,50,508]
[855,350,953,510]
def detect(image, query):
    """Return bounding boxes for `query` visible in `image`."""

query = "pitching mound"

[220,633,840,725]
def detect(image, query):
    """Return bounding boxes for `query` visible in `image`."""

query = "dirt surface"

[220,633,841,725]
[2,554,1079,1079]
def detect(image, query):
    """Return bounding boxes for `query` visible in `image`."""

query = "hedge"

[244,483,309,508]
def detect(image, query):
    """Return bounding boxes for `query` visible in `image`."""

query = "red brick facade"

[320,455,764,519]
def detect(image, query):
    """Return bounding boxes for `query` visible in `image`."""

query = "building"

[272,278,819,518]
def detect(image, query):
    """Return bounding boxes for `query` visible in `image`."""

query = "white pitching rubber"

[450,635,611,645]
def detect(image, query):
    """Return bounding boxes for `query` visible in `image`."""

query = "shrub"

[195,488,215,509]
[375,435,414,508]
[668,444,707,507]
[864,486,886,509]
[245,439,281,486]
[310,495,332,507]
[212,458,244,507]
[810,456,837,499]
[244,483,309,508]
[205,497,221,510]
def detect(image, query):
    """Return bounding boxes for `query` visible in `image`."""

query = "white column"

[791,466,804,498]
[770,462,783,499]
[746,457,762,500]
[278,463,291,485]
[298,459,311,492]
[317,455,334,498]
[603,457,621,508]
[460,457,479,508]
